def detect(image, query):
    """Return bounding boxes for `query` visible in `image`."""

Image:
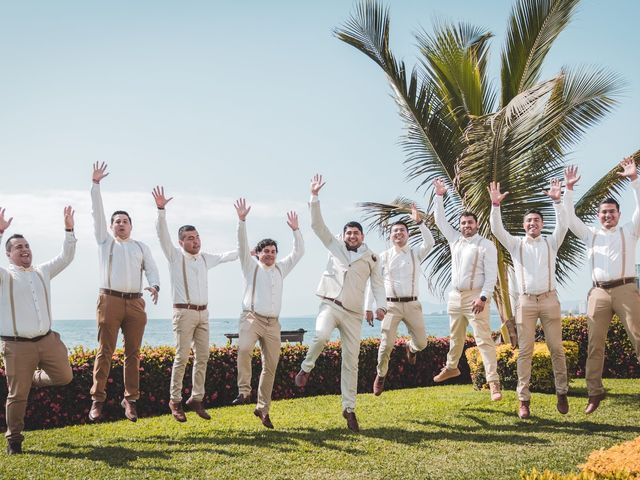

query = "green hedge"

[0,336,476,431]
[466,341,579,392]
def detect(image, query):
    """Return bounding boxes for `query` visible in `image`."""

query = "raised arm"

[543,178,569,249]
[234,198,254,272]
[411,204,435,260]
[277,211,305,276]
[91,161,110,244]
[617,157,640,235]
[488,181,519,252]
[309,173,337,248]
[432,179,460,243]
[153,186,177,262]
[563,165,591,241]
[42,206,77,278]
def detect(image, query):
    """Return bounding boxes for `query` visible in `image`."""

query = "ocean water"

[54,314,504,349]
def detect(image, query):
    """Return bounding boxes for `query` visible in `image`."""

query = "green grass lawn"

[1,379,639,480]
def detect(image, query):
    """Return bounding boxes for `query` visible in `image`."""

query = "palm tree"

[335,0,637,341]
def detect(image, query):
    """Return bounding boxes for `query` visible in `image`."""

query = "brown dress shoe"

[169,400,187,422]
[342,409,360,433]
[232,394,251,406]
[295,369,310,388]
[254,409,274,429]
[6,440,22,455]
[433,366,461,383]
[373,375,385,396]
[405,344,417,365]
[556,394,569,415]
[585,393,606,414]
[518,400,531,419]
[186,398,211,420]
[121,398,138,422]
[89,400,104,422]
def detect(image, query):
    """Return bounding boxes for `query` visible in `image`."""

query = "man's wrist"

[152,285,160,292]
[92,180,100,184]
[65,228,74,232]
[157,207,165,210]
[480,295,487,302]
[491,202,500,207]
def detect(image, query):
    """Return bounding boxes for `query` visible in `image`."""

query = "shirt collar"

[9,264,35,273]
[393,244,411,254]
[524,234,543,243]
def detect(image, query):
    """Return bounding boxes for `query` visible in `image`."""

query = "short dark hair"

[524,209,544,222]
[390,220,409,232]
[343,221,364,234]
[256,238,278,253]
[178,225,197,241]
[5,234,25,252]
[599,198,620,211]
[459,211,477,222]
[110,210,132,225]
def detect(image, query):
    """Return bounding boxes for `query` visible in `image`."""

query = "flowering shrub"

[0,336,476,431]
[536,316,640,378]
[466,341,579,392]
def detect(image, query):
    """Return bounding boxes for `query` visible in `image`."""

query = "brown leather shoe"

[433,366,461,383]
[342,409,359,432]
[121,398,138,422]
[169,400,187,422]
[518,400,531,419]
[254,409,274,429]
[373,375,385,396]
[186,398,211,420]
[557,394,569,415]
[231,393,251,406]
[405,344,417,365]
[6,440,22,455]
[89,400,104,422]
[295,369,310,388]
[585,393,606,415]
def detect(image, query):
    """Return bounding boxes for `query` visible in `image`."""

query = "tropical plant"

[335,0,637,331]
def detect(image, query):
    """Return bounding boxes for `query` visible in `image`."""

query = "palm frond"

[501,0,579,105]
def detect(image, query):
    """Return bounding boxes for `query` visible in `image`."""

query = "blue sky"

[0,0,639,319]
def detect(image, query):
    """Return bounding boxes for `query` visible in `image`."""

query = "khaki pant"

[586,283,640,396]
[1,331,72,442]
[377,300,427,377]
[447,289,499,383]
[91,294,147,402]
[237,311,281,414]
[515,290,568,401]
[301,301,362,410]
[170,308,210,403]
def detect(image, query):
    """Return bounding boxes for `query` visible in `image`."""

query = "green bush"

[0,335,475,431]
[466,341,579,392]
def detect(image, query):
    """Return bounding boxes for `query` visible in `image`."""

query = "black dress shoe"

[6,440,22,455]
[254,409,274,429]
[232,394,251,406]
[342,409,360,433]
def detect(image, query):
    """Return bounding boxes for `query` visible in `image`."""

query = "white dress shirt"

[564,180,640,282]
[156,209,238,305]
[490,203,567,295]
[433,195,497,298]
[0,232,76,338]
[92,183,160,292]
[366,222,434,309]
[237,220,304,318]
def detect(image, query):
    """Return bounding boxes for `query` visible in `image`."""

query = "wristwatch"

[480,295,487,302]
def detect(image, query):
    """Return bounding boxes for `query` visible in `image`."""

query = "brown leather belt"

[321,296,344,308]
[593,277,637,289]
[386,296,418,303]
[173,303,207,311]
[520,290,556,300]
[100,288,142,299]
[1,330,52,343]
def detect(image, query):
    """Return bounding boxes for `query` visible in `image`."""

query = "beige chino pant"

[236,311,281,414]
[301,301,362,411]
[446,289,499,383]
[91,294,147,402]
[377,300,428,377]
[1,331,72,442]
[170,308,210,403]
[515,291,568,401]
[586,283,640,396]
